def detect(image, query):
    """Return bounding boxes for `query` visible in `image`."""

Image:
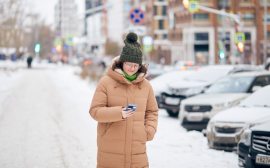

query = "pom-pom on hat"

[120,32,143,64]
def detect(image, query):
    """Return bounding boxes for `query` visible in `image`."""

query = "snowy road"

[0,65,238,168]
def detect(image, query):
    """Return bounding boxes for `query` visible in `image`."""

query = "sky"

[28,0,85,25]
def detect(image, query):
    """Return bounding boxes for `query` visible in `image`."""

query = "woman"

[89,32,159,168]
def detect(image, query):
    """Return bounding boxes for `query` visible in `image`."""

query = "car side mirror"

[252,86,262,92]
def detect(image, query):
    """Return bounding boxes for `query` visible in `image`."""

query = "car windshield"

[184,67,231,83]
[205,76,254,93]
[239,85,270,107]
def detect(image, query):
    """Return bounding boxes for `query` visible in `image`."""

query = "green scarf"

[122,70,138,82]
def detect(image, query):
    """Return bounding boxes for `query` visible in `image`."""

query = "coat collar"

[106,56,145,84]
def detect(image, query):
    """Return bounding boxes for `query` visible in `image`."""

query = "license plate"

[187,113,204,121]
[165,97,180,105]
[256,154,270,165]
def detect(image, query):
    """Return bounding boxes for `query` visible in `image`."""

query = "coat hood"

[106,56,146,84]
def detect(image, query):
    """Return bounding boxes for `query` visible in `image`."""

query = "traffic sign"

[235,33,245,44]
[188,1,199,12]
[129,7,145,25]
[54,38,63,47]
[218,40,223,50]
[63,43,69,50]
[65,35,74,46]
[143,45,152,52]
[143,36,153,45]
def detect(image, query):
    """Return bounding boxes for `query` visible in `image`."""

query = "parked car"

[145,62,165,80]
[174,60,202,71]
[179,71,270,131]
[238,121,270,168]
[159,65,261,117]
[150,70,195,105]
[206,85,270,151]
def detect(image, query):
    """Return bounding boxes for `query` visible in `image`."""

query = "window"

[263,13,270,22]
[218,32,230,41]
[217,0,231,9]
[206,76,255,93]
[244,32,251,41]
[267,31,270,40]
[195,33,209,41]
[163,34,167,39]
[240,0,251,2]
[260,0,270,4]
[251,76,270,92]
[242,13,255,21]
[154,34,158,39]
[154,6,157,15]
[193,13,209,20]
[162,6,167,16]
[159,20,164,29]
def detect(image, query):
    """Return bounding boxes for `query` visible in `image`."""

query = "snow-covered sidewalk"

[0,64,238,168]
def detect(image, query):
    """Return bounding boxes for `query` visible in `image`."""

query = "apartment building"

[130,0,170,64]
[55,0,78,38]
[167,0,270,65]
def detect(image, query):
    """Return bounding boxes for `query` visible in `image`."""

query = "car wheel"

[166,110,179,117]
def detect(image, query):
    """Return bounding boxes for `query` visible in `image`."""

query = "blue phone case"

[126,104,137,111]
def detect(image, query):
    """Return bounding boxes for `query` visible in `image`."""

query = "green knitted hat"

[120,32,143,64]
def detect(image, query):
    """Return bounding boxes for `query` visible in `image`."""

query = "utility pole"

[35,14,39,62]
[220,0,226,65]
[264,0,267,65]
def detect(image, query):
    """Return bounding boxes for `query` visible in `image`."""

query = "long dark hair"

[112,59,148,75]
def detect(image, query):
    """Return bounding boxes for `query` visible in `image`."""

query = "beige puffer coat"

[89,56,159,168]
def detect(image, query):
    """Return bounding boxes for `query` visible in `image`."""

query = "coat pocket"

[102,122,113,136]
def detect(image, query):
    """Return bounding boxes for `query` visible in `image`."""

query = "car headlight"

[206,121,215,133]
[185,87,205,96]
[214,102,231,108]
[240,128,251,146]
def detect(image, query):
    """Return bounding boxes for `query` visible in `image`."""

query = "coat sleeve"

[89,77,123,123]
[145,85,159,141]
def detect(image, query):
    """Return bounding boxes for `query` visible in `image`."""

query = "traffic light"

[237,42,244,52]
[219,51,225,59]
[34,43,41,53]
[183,0,189,8]
[56,45,62,53]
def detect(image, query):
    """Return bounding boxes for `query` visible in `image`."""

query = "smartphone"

[125,104,137,111]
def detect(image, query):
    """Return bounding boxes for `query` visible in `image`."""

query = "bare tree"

[0,0,31,56]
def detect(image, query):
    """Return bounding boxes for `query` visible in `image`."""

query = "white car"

[159,65,261,117]
[179,71,270,131]
[206,85,270,151]
[150,70,194,104]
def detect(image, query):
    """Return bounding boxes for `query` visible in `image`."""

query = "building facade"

[55,0,78,38]
[167,0,270,65]
[130,0,170,64]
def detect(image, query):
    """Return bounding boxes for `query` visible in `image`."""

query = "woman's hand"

[121,108,134,119]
